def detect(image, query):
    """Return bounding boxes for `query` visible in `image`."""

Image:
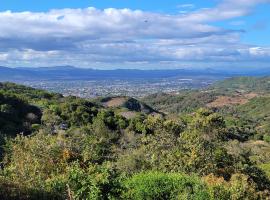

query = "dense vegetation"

[142,91,218,114]
[211,76,270,93]
[0,79,270,199]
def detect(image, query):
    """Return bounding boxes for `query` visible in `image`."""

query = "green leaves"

[122,171,210,200]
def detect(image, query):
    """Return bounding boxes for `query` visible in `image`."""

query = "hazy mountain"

[0,66,270,81]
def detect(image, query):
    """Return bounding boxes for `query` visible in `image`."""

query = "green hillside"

[0,80,270,199]
[142,91,218,114]
[212,76,270,93]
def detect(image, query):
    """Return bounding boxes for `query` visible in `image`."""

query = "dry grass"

[103,97,127,107]
[120,111,137,119]
[207,93,258,108]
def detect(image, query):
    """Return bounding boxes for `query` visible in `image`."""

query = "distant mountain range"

[0,66,269,81]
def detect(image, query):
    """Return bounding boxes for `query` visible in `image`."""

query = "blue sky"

[0,0,269,69]
[0,0,214,12]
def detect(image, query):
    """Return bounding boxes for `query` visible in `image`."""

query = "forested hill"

[211,76,270,93]
[143,76,270,114]
[0,79,270,199]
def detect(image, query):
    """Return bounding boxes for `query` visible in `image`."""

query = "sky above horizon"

[0,0,269,69]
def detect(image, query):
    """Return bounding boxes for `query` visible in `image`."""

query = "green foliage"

[128,114,149,134]
[203,174,231,200]
[203,173,259,200]
[259,163,270,178]
[1,129,117,197]
[55,97,98,127]
[122,171,210,200]
[0,177,63,200]
[212,76,270,93]
[263,134,270,143]
[142,91,217,114]
[0,91,41,137]
[0,82,62,102]
[65,162,121,200]
[179,109,234,177]
[228,173,258,200]
[95,110,126,130]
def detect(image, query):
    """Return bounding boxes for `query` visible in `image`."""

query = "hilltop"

[211,76,270,93]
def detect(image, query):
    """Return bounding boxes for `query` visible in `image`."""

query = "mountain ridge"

[0,66,259,81]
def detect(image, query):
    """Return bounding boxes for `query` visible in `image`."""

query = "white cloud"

[0,7,226,44]
[0,53,8,61]
[182,0,270,22]
[0,0,269,68]
[177,4,195,9]
[249,47,270,57]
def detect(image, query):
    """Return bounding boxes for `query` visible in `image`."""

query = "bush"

[204,173,261,200]
[121,171,210,200]
[66,162,121,200]
[229,173,258,200]
[203,174,230,200]
[1,129,116,198]
[259,163,270,179]
[263,134,270,143]
[0,177,62,200]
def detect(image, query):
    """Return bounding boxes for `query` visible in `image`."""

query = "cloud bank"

[0,0,269,68]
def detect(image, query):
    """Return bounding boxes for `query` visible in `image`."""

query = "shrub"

[204,173,262,200]
[203,174,230,200]
[65,162,121,200]
[121,171,210,200]
[229,173,258,200]
[263,134,270,143]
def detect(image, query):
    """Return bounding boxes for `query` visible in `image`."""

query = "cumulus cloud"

[0,0,269,68]
[0,7,225,49]
[182,0,270,22]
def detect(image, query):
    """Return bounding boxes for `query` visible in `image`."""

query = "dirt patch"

[244,92,258,99]
[104,97,127,107]
[250,140,268,146]
[207,93,258,108]
[120,111,137,119]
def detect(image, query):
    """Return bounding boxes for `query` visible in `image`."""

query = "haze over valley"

[1,66,270,97]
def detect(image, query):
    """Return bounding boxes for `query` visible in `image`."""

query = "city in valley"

[18,76,221,98]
